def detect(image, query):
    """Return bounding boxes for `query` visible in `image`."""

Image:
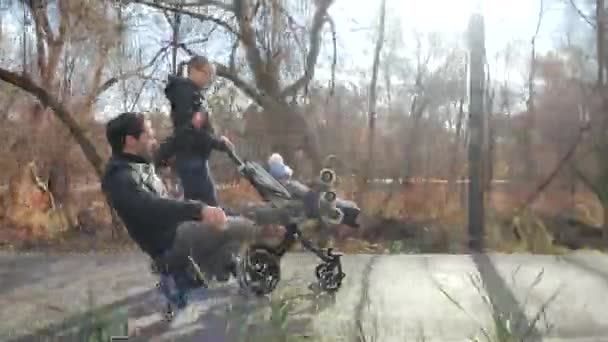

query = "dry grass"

[0,176,605,253]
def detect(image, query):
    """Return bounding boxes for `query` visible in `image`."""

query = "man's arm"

[105,169,203,224]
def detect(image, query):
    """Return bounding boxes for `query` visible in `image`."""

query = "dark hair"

[105,112,145,154]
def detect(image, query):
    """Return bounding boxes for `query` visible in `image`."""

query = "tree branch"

[128,62,166,112]
[28,2,48,79]
[275,1,305,30]
[128,0,241,38]
[280,0,334,98]
[328,16,337,96]
[571,162,600,196]
[26,0,55,44]
[215,62,272,108]
[95,46,170,97]
[566,0,596,28]
[181,34,213,46]
[0,68,104,178]
[154,0,234,12]
[533,0,545,39]
[518,122,591,212]
[235,0,271,93]
[229,38,240,73]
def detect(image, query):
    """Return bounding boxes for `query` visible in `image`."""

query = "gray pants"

[161,217,264,279]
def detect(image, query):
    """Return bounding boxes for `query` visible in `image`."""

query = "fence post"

[467,13,486,252]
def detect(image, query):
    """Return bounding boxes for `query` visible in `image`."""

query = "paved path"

[1,251,608,341]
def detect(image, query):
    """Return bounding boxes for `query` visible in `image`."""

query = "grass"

[48,285,130,341]
[226,264,564,342]
[18,251,569,342]
[434,268,561,342]
[2,178,607,254]
[223,289,309,342]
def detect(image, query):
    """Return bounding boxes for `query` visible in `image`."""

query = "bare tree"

[0,1,162,234]
[521,0,546,182]
[129,0,338,171]
[356,0,386,205]
[401,33,465,182]
[563,0,608,238]
[446,58,467,202]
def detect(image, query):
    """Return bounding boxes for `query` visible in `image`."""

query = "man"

[160,55,232,206]
[101,112,263,282]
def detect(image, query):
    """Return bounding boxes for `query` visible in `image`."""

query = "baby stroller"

[153,147,361,319]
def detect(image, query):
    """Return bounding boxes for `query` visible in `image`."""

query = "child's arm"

[154,135,177,167]
[165,76,199,127]
[193,129,231,152]
[210,134,231,151]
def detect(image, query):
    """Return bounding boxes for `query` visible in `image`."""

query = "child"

[156,111,232,206]
[268,153,293,182]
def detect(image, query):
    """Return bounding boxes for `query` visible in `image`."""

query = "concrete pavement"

[1,251,607,341]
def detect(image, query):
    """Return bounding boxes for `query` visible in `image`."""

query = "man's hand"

[220,135,234,151]
[201,206,227,229]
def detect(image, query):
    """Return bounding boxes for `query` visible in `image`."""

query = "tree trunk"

[403,98,427,183]
[48,158,76,230]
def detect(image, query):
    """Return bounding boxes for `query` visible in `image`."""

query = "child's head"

[268,153,284,165]
[268,153,293,180]
[187,55,215,88]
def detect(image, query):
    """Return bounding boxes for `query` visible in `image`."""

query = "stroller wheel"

[315,261,345,293]
[323,191,337,203]
[319,169,337,186]
[163,303,176,322]
[236,245,281,296]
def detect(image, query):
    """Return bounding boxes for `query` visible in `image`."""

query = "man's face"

[125,119,157,160]
[190,64,214,88]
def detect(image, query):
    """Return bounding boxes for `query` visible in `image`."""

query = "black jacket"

[155,124,230,167]
[165,75,204,130]
[101,153,204,257]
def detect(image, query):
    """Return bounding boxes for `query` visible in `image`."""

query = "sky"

[0,0,592,117]
[326,0,572,83]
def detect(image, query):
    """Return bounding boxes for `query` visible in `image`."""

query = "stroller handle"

[226,147,245,167]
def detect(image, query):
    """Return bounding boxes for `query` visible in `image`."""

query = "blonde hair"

[268,153,284,165]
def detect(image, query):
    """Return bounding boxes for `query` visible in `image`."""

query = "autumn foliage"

[1,0,608,253]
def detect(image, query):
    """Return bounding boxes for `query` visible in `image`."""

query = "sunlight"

[392,0,479,33]
[391,0,562,50]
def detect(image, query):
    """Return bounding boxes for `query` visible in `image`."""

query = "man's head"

[105,112,157,160]
[187,55,215,88]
